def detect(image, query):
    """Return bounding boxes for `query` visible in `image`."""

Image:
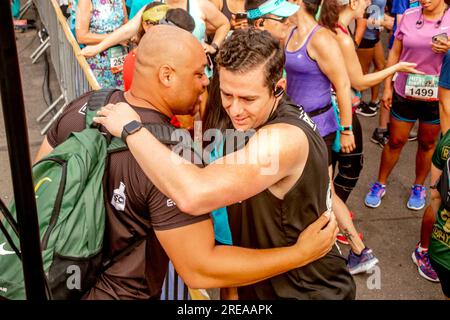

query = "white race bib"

[405,74,439,101]
[110,46,127,74]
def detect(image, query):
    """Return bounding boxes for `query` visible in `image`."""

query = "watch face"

[125,120,142,134]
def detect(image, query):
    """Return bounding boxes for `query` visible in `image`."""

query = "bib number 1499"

[405,74,439,101]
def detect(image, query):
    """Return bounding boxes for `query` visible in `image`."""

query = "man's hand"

[93,102,142,137]
[294,211,338,267]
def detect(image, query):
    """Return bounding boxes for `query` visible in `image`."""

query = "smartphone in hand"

[234,12,248,21]
[432,32,448,44]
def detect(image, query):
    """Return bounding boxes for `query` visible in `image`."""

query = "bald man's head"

[135,25,204,76]
[131,25,209,116]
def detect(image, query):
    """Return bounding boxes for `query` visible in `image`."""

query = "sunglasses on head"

[144,19,160,26]
[261,15,288,23]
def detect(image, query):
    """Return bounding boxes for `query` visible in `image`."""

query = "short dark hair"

[215,28,285,95]
[165,8,196,33]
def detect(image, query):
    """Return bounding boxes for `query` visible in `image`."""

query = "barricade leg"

[19,0,33,19]
[31,37,50,64]
[36,94,64,122]
[40,101,68,135]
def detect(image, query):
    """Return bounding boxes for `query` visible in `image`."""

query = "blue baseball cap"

[247,0,300,20]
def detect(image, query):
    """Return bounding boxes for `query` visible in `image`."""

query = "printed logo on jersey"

[298,108,317,131]
[78,102,88,115]
[111,182,126,211]
[441,146,450,162]
[166,199,176,208]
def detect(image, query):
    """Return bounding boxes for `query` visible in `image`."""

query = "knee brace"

[333,152,364,195]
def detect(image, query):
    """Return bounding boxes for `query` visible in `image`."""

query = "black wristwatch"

[121,120,143,144]
[211,42,219,53]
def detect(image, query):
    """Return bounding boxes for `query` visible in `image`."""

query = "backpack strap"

[100,232,149,272]
[107,123,193,153]
[85,89,121,129]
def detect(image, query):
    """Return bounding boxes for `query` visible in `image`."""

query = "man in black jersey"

[94,27,355,299]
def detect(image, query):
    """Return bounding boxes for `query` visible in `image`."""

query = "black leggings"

[332,113,363,203]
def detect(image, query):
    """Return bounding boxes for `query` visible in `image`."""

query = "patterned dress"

[86,0,127,89]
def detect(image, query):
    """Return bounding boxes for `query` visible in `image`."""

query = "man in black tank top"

[95,28,355,299]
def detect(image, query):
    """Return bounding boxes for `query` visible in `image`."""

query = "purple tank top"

[285,25,337,137]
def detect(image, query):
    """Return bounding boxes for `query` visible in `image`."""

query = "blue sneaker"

[407,184,426,210]
[364,182,386,208]
[347,247,379,275]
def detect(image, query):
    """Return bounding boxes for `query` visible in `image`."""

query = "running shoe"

[407,184,426,210]
[371,128,389,148]
[364,182,386,208]
[347,247,379,275]
[411,243,439,282]
[408,130,418,142]
[356,101,377,117]
[368,101,380,111]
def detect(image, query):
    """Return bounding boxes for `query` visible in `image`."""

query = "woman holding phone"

[364,0,450,211]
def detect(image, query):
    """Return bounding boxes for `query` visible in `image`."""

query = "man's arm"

[430,164,443,214]
[95,106,306,215]
[156,211,337,289]
[34,137,54,164]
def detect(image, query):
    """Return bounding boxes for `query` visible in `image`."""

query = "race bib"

[110,46,127,74]
[405,74,439,101]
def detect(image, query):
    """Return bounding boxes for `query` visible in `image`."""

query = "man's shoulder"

[59,90,125,128]
[48,90,125,147]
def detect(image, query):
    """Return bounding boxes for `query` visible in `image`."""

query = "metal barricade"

[32,0,100,135]
[19,0,210,301]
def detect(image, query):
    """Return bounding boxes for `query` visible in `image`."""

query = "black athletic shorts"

[391,91,440,124]
[358,36,380,49]
[430,257,450,298]
[323,132,337,166]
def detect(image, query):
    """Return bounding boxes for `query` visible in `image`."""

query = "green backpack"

[0,89,182,300]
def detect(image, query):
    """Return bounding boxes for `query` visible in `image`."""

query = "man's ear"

[159,64,174,87]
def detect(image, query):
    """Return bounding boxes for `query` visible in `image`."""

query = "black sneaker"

[368,101,380,111]
[371,128,389,147]
[356,101,377,117]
